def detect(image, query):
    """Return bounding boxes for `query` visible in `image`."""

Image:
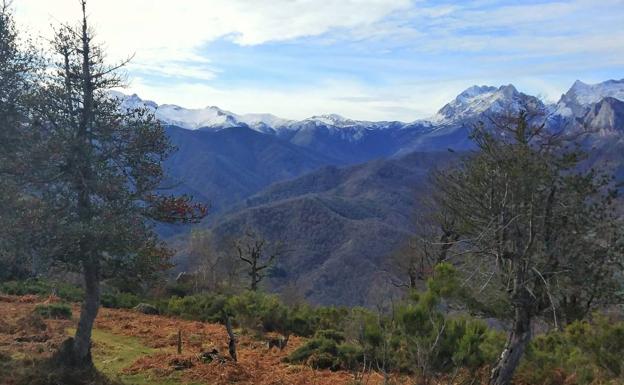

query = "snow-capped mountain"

[111,79,624,165]
[113,79,624,135]
[291,114,401,130]
[555,79,624,118]
[110,91,291,133]
[432,84,544,124]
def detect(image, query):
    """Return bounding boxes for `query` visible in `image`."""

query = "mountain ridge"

[114,79,624,133]
[142,78,624,305]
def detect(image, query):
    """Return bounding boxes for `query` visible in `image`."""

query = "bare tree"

[234,230,283,291]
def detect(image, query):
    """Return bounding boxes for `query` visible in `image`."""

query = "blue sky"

[15,0,624,121]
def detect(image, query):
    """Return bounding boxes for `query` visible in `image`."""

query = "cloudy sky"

[12,0,624,121]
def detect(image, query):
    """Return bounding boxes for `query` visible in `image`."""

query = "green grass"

[66,328,195,385]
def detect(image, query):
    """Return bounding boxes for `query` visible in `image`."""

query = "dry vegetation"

[0,295,404,385]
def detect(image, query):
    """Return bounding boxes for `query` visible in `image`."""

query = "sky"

[12,0,624,122]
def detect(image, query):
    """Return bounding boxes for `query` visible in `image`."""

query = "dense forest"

[1,2,624,385]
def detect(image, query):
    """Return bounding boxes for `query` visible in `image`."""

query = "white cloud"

[13,0,411,62]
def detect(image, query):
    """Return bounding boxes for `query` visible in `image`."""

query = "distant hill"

[203,151,455,305]
[163,125,336,212]
[139,78,624,305]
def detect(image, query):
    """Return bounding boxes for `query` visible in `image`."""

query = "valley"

[144,79,624,305]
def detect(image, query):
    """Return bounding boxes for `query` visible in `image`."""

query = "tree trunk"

[489,304,532,385]
[225,314,237,362]
[250,262,258,291]
[72,259,100,366]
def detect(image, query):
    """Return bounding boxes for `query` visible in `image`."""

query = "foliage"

[100,292,141,309]
[286,304,352,338]
[158,290,354,340]
[517,316,624,384]
[0,279,83,302]
[0,279,146,309]
[159,293,227,323]
[34,303,72,319]
[391,264,505,378]
[287,264,506,378]
[287,329,361,371]
[226,290,290,333]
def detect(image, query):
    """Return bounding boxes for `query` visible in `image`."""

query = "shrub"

[227,291,289,334]
[164,281,195,298]
[314,329,345,343]
[336,342,364,371]
[517,316,624,384]
[0,279,83,302]
[34,303,72,319]
[101,292,141,309]
[287,304,351,337]
[449,318,504,371]
[393,264,505,376]
[287,329,360,371]
[161,293,227,322]
[307,352,338,370]
[288,335,339,369]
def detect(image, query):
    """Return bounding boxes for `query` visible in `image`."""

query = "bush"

[389,264,506,376]
[101,292,141,309]
[161,293,227,322]
[287,329,361,371]
[34,303,72,319]
[0,279,83,302]
[227,291,290,334]
[288,304,351,337]
[164,281,195,298]
[287,334,339,369]
[517,316,624,384]
[315,329,345,343]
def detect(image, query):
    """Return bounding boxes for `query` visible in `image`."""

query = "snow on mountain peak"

[306,114,357,127]
[456,85,498,101]
[555,79,624,118]
[155,104,239,130]
[433,84,533,123]
[109,91,290,132]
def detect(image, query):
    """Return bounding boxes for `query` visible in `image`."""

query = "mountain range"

[116,79,624,305]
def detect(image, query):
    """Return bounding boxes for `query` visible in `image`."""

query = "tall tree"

[432,112,624,385]
[32,1,206,366]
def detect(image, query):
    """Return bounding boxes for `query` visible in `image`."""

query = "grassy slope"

[68,328,189,385]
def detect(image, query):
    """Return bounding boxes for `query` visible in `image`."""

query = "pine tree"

[31,1,206,366]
